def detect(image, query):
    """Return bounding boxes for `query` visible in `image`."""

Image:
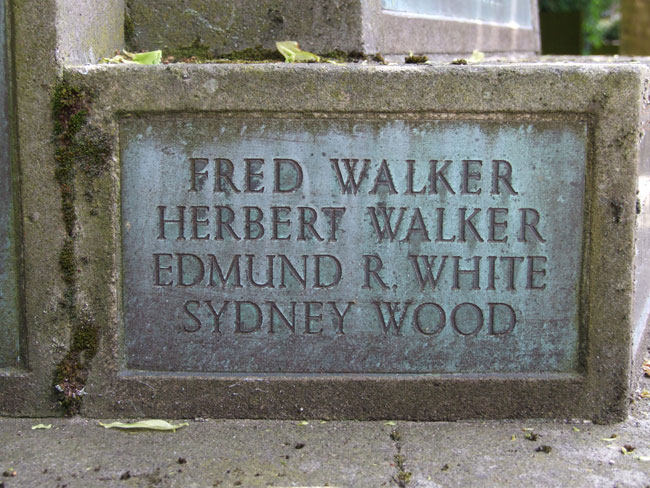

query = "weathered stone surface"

[127,0,364,55]
[0,0,20,368]
[55,0,124,64]
[121,116,586,374]
[0,0,125,416]
[127,0,540,57]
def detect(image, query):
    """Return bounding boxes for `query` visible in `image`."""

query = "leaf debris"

[276,41,320,63]
[98,420,189,431]
[101,50,162,65]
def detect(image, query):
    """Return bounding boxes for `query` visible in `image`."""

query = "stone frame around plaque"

[50,62,646,422]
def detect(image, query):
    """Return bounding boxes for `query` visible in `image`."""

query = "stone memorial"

[127,0,540,58]
[122,117,585,375]
[2,0,650,423]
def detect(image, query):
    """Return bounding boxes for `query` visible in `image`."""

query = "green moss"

[164,43,284,63]
[218,45,284,62]
[124,8,135,50]
[321,49,348,63]
[51,83,88,139]
[405,54,428,64]
[75,129,112,177]
[53,315,99,415]
[59,239,76,286]
[321,49,368,63]
[71,315,99,358]
[51,79,110,415]
[164,37,213,62]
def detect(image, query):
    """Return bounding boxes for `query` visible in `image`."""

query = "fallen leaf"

[296,421,309,426]
[635,455,650,461]
[621,446,629,454]
[572,426,580,432]
[275,41,320,63]
[641,389,650,399]
[129,50,162,65]
[31,424,52,430]
[385,421,397,426]
[601,434,618,442]
[98,420,188,431]
[468,49,485,63]
[511,434,516,441]
[101,50,162,65]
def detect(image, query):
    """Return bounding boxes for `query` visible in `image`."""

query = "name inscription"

[121,117,586,374]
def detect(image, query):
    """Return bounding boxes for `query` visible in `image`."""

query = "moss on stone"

[51,79,110,415]
[164,37,213,62]
[58,239,76,286]
[124,7,135,50]
[51,83,88,139]
[321,49,368,63]
[75,128,113,177]
[164,42,285,63]
[405,54,428,64]
[217,45,284,62]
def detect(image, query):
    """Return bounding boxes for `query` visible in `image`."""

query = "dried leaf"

[296,420,309,426]
[275,41,320,63]
[635,455,650,462]
[601,434,618,442]
[641,389,650,399]
[572,426,580,432]
[511,434,516,441]
[384,421,397,426]
[31,424,52,430]
[99,420,188,431]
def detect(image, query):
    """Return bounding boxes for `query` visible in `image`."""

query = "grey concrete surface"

[2,370,650,488]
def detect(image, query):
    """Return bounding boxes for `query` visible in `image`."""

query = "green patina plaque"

[121,116,586,374]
